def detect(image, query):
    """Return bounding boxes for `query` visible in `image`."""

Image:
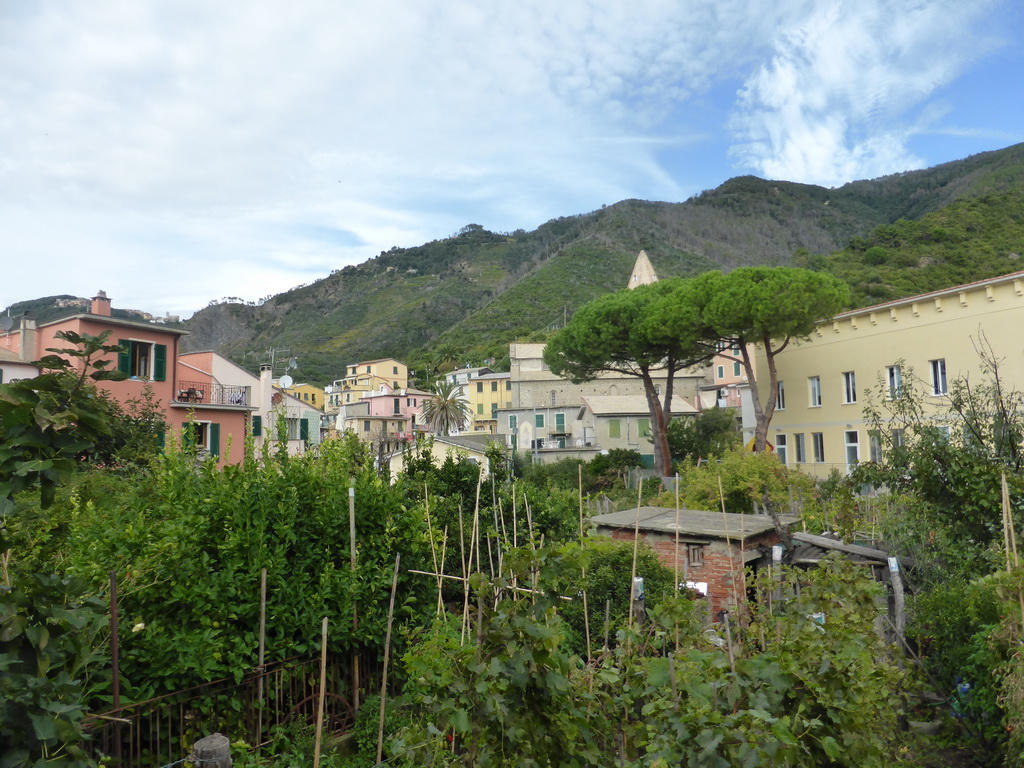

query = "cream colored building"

[325,358,409,412]
[499,342,703,467]
[757,270,1024,478]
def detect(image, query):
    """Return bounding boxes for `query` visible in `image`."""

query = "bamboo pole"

[348,481,360,711]
[377,554,401,766]
[629,479,643,631]
[459,504,469,645]
[424,483,442,615]
[406,570,574,599]
[437,526,448,618]
[718,475,741,611]
[579,464,592,663]
[313,616,329,768]
[257,567,268,742]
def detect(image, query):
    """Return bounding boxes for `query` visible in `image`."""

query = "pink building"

[0,292,253,466]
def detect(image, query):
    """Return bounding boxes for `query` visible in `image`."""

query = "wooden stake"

[424,483,442,613]
[437,526,448,619]
[718,475,741,610]
[257,567,268,742]
[629,479,643,631]
[377,554,401,766]
[313,616,329,768]
[579,464,592,663]
[348,481,360,711]
[458,504,469,645]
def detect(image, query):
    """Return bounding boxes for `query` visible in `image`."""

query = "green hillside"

[8,143,1024,386]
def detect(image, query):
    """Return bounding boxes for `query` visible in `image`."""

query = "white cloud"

[0,0,1015,315]
[729,0,1003,184]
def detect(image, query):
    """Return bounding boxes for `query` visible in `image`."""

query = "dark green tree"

[666,406,739,463]
[544,280,716,477]
[699,267,849,451]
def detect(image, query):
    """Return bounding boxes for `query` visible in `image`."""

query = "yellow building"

[465,372,512,433]
[757,270,1024,478]
[325,358,409,410]
[277,381,326,409]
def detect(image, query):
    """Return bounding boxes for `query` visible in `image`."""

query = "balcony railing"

[176,380,251,407]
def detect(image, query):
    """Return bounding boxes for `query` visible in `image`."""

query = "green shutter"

[156,427,165,449]
[210,423,221,458]
[252,415,262,437]
[154,344,167,381]
[608,419,621,439]
[300,418,309,444]
[638,418,651,438]
[118,339,131,375]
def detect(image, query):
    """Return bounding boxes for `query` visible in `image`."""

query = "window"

[733,361,741,377]
[892,428,905,448]
[638,418,651,438]
[118,339,167,381]
[843,371,857,404]
[476,382,483,393]
[809,376,821,407]
[535,414,545,428]
[393,398,400,415]
[687,544,704,568]
[887,365,902,399]
[549,390,557,406]
[366,366,371,373]
[716,365,725,380]
[794,433,806,463]
[812,432,825,463]
[491,403,498,417]
[363,420,371,432]
[845,430,859,468]
[509,414,517,431]
[393,366,398,374]
[776,434,787,464]
[476,403,484,414]
[555,413,565,432]
[182,420,220,457]
[930,358,947,395]
[869,431,883,463]
[776,381,786,410]
[505,381,511,391]
[491,381,498,392]
[349,366,356,375]
[608,419,621,439]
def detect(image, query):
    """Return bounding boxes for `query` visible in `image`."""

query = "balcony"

[176,380,251,407]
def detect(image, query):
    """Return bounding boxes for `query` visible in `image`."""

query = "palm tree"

[420,379,470,435]
[432,342,462,375]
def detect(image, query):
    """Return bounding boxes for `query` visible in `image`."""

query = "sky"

[2,0,1022,319]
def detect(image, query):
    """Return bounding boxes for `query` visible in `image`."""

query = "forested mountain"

[8,143,1024,385]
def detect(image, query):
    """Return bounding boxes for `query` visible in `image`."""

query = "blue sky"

[1,0,1021,318]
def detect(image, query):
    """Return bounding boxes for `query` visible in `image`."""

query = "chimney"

[19,313,37,362]
[259,365,274,424]
[91,290,112,317]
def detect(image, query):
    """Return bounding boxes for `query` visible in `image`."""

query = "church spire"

[627,250,658,289]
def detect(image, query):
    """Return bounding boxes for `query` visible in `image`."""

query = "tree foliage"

[420,379,471,436]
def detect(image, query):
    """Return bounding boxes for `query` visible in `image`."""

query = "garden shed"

[590,506,798,615]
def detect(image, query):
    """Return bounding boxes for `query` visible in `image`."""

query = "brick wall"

[610,528,781,615]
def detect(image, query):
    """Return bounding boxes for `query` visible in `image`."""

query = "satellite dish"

[279,374,294,389]
[0,316,13,332]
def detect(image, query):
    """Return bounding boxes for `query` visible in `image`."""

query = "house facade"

[0,293,252,465]
[178,353,323,456]
[498,343,703,466]
[465,372,512,434]
[757,270,1024,478]
[325,358,409,412]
